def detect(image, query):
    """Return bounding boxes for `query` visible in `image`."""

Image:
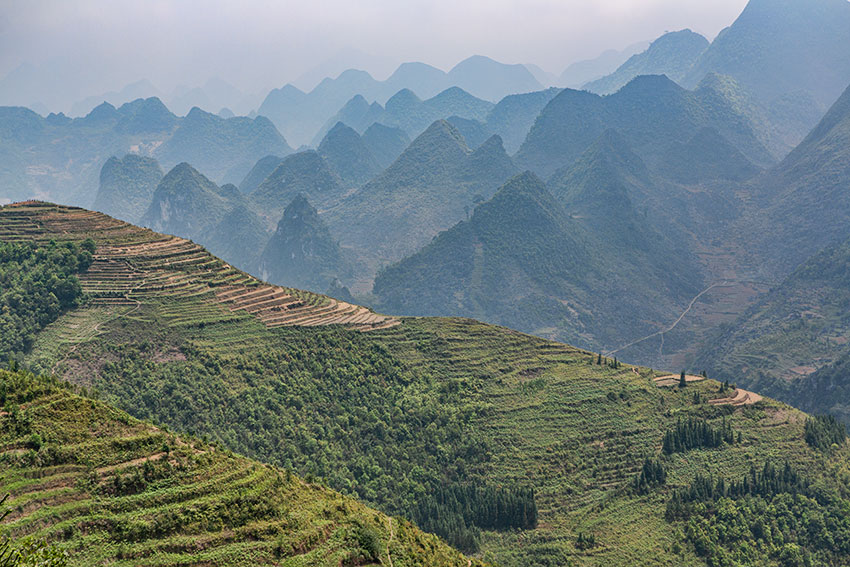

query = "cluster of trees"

[662,417,738,455]
[0,240,94,361]
[632,457,667,494]
[412,484,537,552]
[804,414,846,451]
[1,493,67,566]
[89,326,541,551]
[666,462,850,566]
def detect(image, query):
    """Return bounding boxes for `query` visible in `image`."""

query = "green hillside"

[5,202,850,567]
[373,160,701,355]
[0,367,477,567]
[695,235,850,420]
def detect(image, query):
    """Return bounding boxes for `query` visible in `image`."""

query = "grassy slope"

[0,369,475,567]
[4,202,850,566]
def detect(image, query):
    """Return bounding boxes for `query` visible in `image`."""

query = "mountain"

[140,162,269,269]
[748,81,850,275]
[656,127,760,184]
[316,94,384,136]
[383,61,452,99]
[317,122,382,188]
[372,172,595,333]
[313,86,493,147]
[515,74,776,178]
[154,106,293,185]
[584,30,709,95]
[0,368,472,567]
[323,120,518,278]
[685,0,850,108]
[237,154,285,193]
[446,116,491,149]
[69,79,163,118]
[0,97,291,207]
[446,56,543,101]
[374,135,702,352]
[522,63,558,87]
[361,122,410,168]
[484,87,561,154]
[257,195,352,291]
[559,41,650,87]
[92,153,163,222]
[696,235,850,420]
[249,150,345,225]
[168,77,259,117]
[258,57,545,147]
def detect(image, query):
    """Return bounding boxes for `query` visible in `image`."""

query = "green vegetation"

[0,368,475,566]
[412,485,537,553]
[632,458,667,495]
[0,240,93,362]
[804,415,846,452]
[666,462,850,567]
[662,417,737,455]
[8,202,850,566]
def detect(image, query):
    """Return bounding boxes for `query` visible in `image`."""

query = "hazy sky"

[1,0,748,106]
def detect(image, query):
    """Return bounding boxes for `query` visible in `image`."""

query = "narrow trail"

[605,281,730,357]
[385,517,394,567]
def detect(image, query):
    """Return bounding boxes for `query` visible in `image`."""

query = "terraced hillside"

[0,368,476,566]
[0,201,396,334]
[5,202,850,567]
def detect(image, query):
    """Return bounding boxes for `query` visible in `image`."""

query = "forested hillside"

[0,368,477,567]
[3,202,850,566]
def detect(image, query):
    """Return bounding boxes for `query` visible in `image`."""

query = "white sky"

[1,0,749,96]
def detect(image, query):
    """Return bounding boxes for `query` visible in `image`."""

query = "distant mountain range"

[257,56,542,147]
[585,0,850,147]
[0,97,291,206]
[516,74,776,178]
[583,30,709,95]
[374,131,703,352]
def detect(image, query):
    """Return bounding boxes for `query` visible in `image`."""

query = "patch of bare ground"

[709,388,762,406]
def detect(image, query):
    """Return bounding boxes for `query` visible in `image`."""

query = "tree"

[679,371,687,388]
[1,493,68,567]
